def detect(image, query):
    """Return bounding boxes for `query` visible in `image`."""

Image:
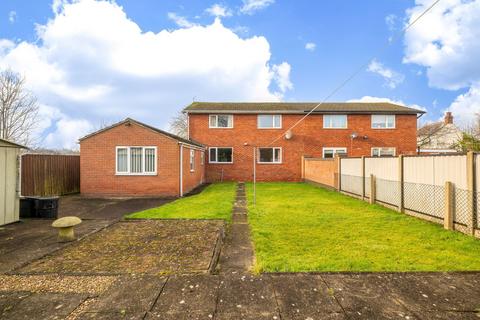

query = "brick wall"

[181,145,206,195]
[80,122,203,197]
[189,113,418,182]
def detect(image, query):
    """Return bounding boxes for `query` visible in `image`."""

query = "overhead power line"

[266,0,442,147]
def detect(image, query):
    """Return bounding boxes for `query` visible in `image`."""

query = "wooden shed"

[0,138,25,226]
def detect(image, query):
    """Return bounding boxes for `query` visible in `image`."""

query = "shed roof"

[78,118,204,148]
[184,102,425,115]
[0,138,27,149]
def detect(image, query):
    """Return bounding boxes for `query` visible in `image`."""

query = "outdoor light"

[285,130,293,140]
[350,132,358,139]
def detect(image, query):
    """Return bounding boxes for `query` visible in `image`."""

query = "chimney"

[444,112,453,125]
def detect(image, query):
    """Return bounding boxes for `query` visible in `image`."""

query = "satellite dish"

[285,130,293,140]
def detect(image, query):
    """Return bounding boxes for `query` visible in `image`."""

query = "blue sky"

[1,0,479,148]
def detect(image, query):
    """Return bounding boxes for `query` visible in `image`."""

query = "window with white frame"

[322,147,347,159]
[190,149,195,171]
[209,147,233,163]
[116,146,156,175]
[258,147,282,163]
[371,147,396,157]
[323,115,347,128]
[258,115,282,128]
[371,115,395,129]
[209,114,233,128]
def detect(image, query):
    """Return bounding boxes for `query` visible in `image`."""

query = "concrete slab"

[149,275,219,318]
[0,291,31,317]
[20,220,224,275]
[0,219,111,274]
[322,273,417,319]
[0,292,86,320]
[387,273,480,313]
[216,274,280,319]
[84,276,166,315]
[270,274,343,319]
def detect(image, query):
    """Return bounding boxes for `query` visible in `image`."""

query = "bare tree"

[169,111,188,138]
[0,69,39,146]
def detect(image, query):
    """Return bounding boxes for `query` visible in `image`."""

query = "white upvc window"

[323,115,347,129]
[116,146,157,175]
[258,115,282,129]
[258,147,282,164]
[209,114,233,128]
[209,147,233,163]
[190,149,195,172]
[371,147,396,157]
[371,114,395,129]
[322,147,347,159]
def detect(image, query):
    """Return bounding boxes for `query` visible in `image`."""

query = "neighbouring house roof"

[0,138,27,149]
[78,118,204,148]
[417,121,462,151]
[183,102,425,115]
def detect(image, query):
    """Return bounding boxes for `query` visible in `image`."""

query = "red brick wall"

[188,113,418,182]
[181,146,206,195]
[80,122,204,197]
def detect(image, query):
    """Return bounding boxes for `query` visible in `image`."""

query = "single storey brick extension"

[79,118,205,197]
[79,102,424,197]
[185,102,424,182]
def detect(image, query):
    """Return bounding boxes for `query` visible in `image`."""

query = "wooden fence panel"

[304,158,337,188]
[21,154,80,196]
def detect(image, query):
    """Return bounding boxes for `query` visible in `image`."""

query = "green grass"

[126,182,236,221]
[247,182,480,272]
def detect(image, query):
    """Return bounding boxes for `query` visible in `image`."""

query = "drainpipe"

[179,144,183,197]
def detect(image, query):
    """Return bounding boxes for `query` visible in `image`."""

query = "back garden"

[128,182,480,273]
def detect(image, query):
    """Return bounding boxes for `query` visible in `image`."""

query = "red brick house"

[185,102,424,182]
[79,118,205,197]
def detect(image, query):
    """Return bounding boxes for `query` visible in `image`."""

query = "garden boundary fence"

[304,152,479,238]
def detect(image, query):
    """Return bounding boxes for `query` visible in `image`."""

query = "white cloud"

[447,83,480,127]
[385,14,397,31]
[403,0,480,126]
[240,0,275,15]
[0,0,292,148]
[272,62,293,96]
[305,42,316,52]
[167,12,197,28]
[348,96,427,112]
[403,0,480,90]
[367,59,405,89]
[8,11,16,24]
[205,4,232,17]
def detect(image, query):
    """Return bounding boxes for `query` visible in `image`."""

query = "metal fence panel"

[365,157,398,181]
[341,174,363,196]
[404,182,445,219]
[454,188,472,226]
[376,178,400,207]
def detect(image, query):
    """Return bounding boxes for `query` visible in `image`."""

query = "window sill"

[371,127,395,129]
[322,127,348,130]
[257,162,283,165]
[208,127,234,129]
[257,127,282,130]
[115,173,158,176]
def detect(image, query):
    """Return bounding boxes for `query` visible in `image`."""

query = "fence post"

[361,156,366,200]
[336,155,342,191]
[398,155,404,213]
[369,174,376,204]
[444,181,454,230]
[466,151,475,235]
[301,155,305,180]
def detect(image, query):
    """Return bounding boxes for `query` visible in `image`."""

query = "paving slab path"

[216,182,255,274]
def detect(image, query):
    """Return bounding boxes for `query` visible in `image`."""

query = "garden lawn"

[126,182,236,221]
[247,182,480,272]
